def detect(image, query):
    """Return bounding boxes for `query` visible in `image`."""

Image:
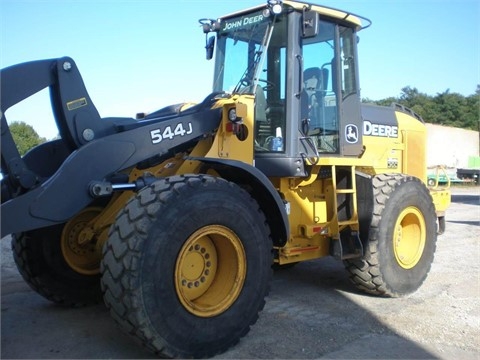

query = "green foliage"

[363,86,480,131]
[9,121,46,156]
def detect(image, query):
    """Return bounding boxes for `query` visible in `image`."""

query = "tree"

[363,86,479,131]
[9,121,46,156]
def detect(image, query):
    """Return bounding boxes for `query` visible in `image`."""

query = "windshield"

[213,10,275,95]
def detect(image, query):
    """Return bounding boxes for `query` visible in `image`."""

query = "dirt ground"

[1,186,479,359]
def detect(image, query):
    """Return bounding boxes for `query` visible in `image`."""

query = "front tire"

[12,224,102,306]
[345,174,437,297]
[101,175,272,358]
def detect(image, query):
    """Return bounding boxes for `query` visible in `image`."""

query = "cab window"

[301,20,359,154]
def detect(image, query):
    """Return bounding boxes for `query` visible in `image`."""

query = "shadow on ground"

[451,194,480,205]
[2,246,437,359]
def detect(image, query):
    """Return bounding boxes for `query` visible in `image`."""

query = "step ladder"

[330,165,363,260]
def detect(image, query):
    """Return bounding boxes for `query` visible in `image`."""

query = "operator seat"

[302,67,328,131]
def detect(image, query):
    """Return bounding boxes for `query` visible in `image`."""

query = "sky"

[1,0,479,140]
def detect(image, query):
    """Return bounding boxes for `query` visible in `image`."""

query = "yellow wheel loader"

[1,1,451,357]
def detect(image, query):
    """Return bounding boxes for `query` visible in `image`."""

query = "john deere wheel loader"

[1,1,451,358]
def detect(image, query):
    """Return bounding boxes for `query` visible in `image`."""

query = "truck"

[457,156,480,184]
[1,1,451,358]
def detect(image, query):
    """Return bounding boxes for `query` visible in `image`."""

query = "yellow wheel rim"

[393,207,426,269]
[175,225,246,317]
[61,207,106,275]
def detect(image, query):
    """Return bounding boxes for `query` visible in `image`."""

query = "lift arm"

[1,57,222,237]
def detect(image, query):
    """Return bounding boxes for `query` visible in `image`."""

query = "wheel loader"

[1,0,451,358]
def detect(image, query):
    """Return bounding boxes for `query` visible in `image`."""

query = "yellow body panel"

[204,95,255,164]
[396,111,427,182]
[430,188,451,215]
[360,110,426,180]
[276,176,332,264]
[272,165,361,264]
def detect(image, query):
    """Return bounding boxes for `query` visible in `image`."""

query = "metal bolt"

[82,128,94,141]
[63,61,72,72]
[92,184,102,195]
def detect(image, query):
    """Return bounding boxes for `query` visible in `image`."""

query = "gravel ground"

[1,186,479,359]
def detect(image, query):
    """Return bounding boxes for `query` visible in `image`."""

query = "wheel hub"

[179,236,217,300]
[393,206,426,269]
[175,225,246,317]
[61,207,106,275]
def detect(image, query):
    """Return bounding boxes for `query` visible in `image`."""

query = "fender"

[191,157,289,247]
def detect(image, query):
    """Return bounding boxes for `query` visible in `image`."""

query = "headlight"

[228,108,238,122]
[267,0,283,15]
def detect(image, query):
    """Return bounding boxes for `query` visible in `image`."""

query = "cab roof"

[218,0,369,31]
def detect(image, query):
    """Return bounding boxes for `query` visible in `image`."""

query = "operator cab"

[203,1,369,176]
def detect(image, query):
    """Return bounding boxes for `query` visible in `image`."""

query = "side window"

[340,27,357,98]
[254,17,287,153]
[302,21,339,153]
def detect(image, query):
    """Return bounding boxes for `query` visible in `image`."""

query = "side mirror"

[205,36,215,60]
[302,10,319,38]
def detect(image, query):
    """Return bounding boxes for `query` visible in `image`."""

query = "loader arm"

[1,57,222,237]
[1,59,57,196]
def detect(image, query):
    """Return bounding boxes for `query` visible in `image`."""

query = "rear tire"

[101,175,272,358]
[344,174,437,297]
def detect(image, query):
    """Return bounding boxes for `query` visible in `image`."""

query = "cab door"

[300,17,363,157]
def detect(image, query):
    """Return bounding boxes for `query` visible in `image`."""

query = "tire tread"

[344,174,436,297]
[101,174,271,358]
